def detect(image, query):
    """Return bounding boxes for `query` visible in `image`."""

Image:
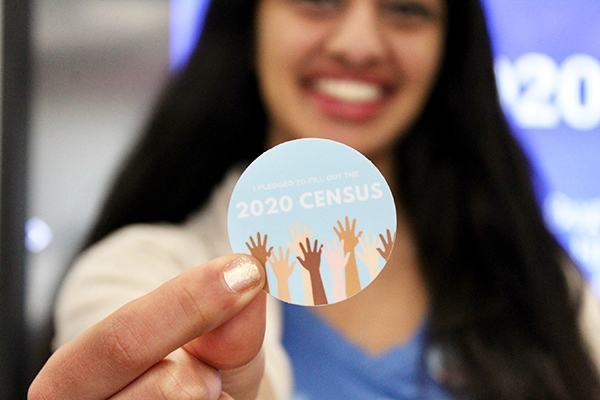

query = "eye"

[291,0,342,14]
[383,0,438,24]
[296,0,340,5]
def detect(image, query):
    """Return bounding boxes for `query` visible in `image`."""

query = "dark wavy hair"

[83,0,600,398]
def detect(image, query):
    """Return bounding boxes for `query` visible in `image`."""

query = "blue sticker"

[228,138,396,306]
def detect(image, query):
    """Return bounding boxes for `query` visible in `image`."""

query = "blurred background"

[26,0,168,359]
[1,0,599,398]
[2,0,170,397]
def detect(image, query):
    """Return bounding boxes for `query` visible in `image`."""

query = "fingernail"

[223,255,262,293]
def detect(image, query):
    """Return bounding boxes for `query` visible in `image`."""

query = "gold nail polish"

[223,256,261,293]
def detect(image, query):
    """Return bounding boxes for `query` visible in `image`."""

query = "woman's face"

[255,0,447,161]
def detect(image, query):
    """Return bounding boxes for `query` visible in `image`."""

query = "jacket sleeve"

[53,224,212,348]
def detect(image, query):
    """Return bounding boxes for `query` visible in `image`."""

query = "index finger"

[32,254,265,400]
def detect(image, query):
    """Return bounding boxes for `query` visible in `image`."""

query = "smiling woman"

[257,0,446,163]
[30,0,600,399]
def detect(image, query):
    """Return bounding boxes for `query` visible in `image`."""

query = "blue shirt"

[282,303,452,400]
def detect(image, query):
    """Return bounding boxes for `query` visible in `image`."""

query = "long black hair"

[83,0,600,398]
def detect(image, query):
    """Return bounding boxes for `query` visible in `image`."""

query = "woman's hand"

[29,254,268,400]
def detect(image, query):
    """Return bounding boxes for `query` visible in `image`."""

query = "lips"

[305,76,392,121]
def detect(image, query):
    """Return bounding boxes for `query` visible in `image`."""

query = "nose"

[325,2,386,68]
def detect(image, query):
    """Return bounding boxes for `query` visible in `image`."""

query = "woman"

[30,0,600,399]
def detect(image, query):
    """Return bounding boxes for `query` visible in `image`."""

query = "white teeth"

[316,79,382,103]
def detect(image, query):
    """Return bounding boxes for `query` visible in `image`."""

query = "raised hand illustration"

[357,234,382,281]
[246,232,273,292]
[287,222,314,305]
[333,217,363,297]
[323,238,350,303]
[377,228,395,261]
[297,238,328,305]
[267,246,296,302]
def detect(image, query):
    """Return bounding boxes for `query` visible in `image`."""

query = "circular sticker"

[228,138,396,306]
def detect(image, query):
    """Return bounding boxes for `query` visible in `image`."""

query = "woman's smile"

[305,76,391,121]
[315,79,383,104]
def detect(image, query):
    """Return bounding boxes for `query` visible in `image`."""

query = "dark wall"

[1,0,31,398]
